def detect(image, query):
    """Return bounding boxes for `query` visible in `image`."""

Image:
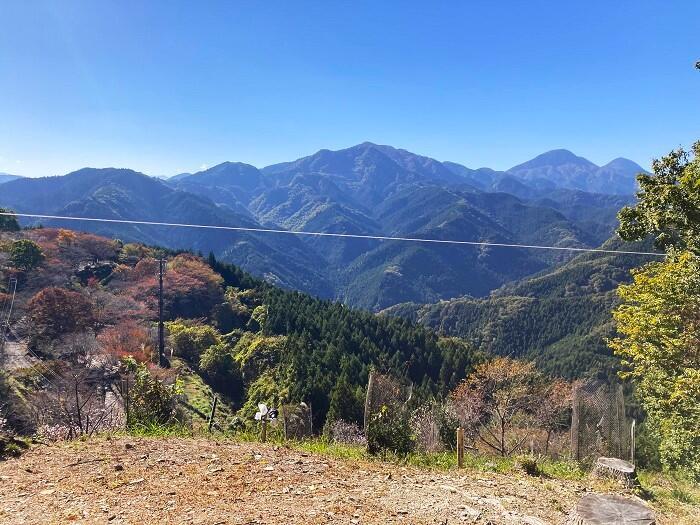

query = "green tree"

[166,321,220,363]
[0,209,20,232]
[199,343,244,401]
[609,252,700,478]
[122,358,180,428]
[324,373,364,428]
[617,142,700,254]
[9,239,44,270]
[613,142,700,478]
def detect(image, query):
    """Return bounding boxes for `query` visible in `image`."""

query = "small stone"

[113,464,124,471]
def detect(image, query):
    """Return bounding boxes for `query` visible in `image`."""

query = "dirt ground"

[0,437,663,525]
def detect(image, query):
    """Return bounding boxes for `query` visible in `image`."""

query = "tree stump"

[564,494,655,525]
[592,457,638,488]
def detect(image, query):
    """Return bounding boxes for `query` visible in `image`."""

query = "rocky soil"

[0,437,666,525]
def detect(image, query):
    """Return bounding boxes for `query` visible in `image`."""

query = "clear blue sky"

[1,1,698,177]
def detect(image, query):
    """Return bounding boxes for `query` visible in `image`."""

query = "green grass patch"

[278,438,586,481]
[173,357,236,430]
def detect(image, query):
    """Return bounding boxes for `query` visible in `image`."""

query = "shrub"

[366,405,414,457]
[329,420,366,446]
[0,208,20,232]
[0,435,29,459]
[123,358,180,428]
[9,239,44,270]
[519,456,542,477]
[199,343,244,401]
[167,321,220,363]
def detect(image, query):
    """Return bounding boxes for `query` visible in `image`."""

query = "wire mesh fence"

[410,401,450,453]
[571,380,632,463]
[363,370,413,431]
[281,402,313,440]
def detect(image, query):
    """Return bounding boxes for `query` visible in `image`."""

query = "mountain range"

[383,236,655,379]
[0,173,22,185]
[0,143,646,310]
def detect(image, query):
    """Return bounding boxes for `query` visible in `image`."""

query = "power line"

[0,211,665,257]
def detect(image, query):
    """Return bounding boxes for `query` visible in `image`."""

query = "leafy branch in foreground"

[609,252,700,479]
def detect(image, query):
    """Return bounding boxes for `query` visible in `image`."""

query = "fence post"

[261,418,268,442]
[456,427,464,469]
[208,396,218,433]
[281,404,287,441]
[364,370,375,431]
[630,419,636,464]
[123,377,130,429]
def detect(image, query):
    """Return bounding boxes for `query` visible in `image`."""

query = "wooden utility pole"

[456,427,464,468]
[158,258,166,367]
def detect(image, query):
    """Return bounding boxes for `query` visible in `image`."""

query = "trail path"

[0,438,662,525]
[0,339,33,372]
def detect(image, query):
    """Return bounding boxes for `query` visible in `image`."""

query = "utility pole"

[158,258,166,367]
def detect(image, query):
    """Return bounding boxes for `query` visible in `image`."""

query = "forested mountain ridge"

[0,143,644,310]
[0,173,22,185]
[382,237,660,379]
[0,226,481,432]
[0,168,334,298]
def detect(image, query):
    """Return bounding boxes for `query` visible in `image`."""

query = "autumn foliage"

[451,357,570,456]
[26,287,95,344]
[98,320,153,363]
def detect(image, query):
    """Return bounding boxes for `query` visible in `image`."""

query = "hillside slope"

[383,238,661,379]
[0,226,480,433]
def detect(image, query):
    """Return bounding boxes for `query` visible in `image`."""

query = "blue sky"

[1,1,698,177]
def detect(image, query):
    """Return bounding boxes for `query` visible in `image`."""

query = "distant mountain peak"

[509,149,598,171]
[601,157,645,172]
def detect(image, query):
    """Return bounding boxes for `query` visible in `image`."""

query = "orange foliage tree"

[118,254,224,320]
[451,357,544,456]
[26,287,95,345]
[98,320,153,363]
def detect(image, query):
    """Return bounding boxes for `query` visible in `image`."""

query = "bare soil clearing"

[0,438,668,524]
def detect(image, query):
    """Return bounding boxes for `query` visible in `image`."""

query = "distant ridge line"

[0,212,665,257]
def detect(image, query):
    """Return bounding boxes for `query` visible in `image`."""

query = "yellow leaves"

[57,228,77,245]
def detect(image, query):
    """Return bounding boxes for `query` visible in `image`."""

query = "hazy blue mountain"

[0,173,22,184]
[0,168,333,297]
[507,149,645,195]
[0,143,648,311]
[262,142,438,205]
[168,172,193,181]
[171,162,266,217]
